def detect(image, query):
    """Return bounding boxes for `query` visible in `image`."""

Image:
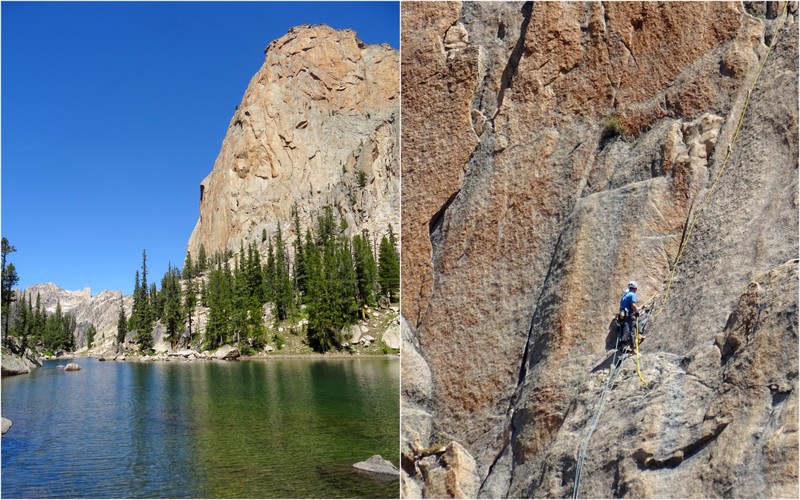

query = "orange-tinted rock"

[188,25,399,259]
[401,1,797,497]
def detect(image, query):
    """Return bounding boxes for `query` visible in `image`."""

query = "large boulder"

[213,344,240,361]
[1,354,30,377]
[1,417,11,435]
[382,324,401,350]
[353,455,400,476]
[64,362,81,372]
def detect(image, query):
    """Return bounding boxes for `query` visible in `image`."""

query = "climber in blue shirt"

[618,280,646,354]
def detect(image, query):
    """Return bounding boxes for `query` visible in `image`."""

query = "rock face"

[402,1,798,498]
[187,24,399,259]
[21,283,132,354]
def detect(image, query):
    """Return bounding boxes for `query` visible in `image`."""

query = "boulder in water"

[1,417,11,435]
[213,344,240,360]
[1,354,31,377]
[353,455,400,476]
[64,362,81,372]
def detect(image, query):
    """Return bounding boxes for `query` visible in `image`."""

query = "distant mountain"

[20,283,132,354]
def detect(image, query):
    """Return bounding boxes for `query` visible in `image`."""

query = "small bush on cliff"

[601,113,628,144]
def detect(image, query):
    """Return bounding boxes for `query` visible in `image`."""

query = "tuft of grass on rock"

[601,113,628,144]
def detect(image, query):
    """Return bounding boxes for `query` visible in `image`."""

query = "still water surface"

[1,357,399,498]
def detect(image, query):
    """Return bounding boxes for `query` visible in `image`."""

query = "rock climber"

[618,280,648,354]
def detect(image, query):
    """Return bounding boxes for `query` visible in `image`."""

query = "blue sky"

[2,1,399,296]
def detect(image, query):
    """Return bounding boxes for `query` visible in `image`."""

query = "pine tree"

[2,237,19,340]
[161,265,184,349]
[197,244,208,273]
[205,264,232,350]
[183,251,194,280]
[133,250,154,352]
[149,282,161,320]
[13,292,30,351]
[304,212,361,353]
[129,270,141,332]
[86,324,97,350]
[184,269,197,343]
[33,292,44,347]
[378,231,400,302]
[273,223,294,321]
[293,205,307,298]
[353,230,378,311]
[231,252,248,343]
[117,295,127,344]
[264,237,276,303]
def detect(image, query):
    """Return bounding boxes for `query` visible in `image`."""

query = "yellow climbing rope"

[634,316,646,387]
[653,2,789,321]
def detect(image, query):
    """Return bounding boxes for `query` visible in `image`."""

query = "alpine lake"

[1,356,399,498]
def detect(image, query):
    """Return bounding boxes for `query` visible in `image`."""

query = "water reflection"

[1,357,398,498]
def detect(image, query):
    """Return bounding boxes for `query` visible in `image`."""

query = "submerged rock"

[1,417,11,435]
[353,455,400,477]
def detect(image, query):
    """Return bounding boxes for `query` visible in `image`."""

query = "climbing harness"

[573,8,790,495]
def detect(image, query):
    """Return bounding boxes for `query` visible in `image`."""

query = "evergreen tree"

[231,253,248,343]
[162,264,184,348]
[86,324,97,350]
[197,244,208,273]
[2,237,19,340]
[149,282,161,320]
[264,237,276,303]
[33,292,45,347]
[183,251,194,280]
[304,211,361,353]
[353,231,378,312]
[117,295,127,344]
[272,223,294,321]
[129,270,141,332]
[133,250,154,352]
[378,231,400,302]
[293,205,307,298]
[205,264,232,349]
[184,269,197,343]
[13,292,30,351]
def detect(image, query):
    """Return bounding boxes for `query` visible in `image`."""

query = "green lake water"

[1,356,399,498]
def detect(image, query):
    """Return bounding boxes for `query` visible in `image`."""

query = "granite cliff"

[401,2,798,498]
[187,24,399,258]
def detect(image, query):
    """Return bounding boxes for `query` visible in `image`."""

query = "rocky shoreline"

[40,347,399,364]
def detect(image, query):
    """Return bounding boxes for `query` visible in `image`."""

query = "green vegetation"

[2,237,80,354]
[601,113,628,143]
[2,237,20,340]
[378,225,400,302]
[2,209,401,357]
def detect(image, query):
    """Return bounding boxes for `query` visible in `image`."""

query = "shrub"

[601,114,628,143]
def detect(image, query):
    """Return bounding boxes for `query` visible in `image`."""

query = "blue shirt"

[620,290,637,312]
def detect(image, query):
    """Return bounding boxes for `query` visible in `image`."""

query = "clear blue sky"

[2,1,399,296]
